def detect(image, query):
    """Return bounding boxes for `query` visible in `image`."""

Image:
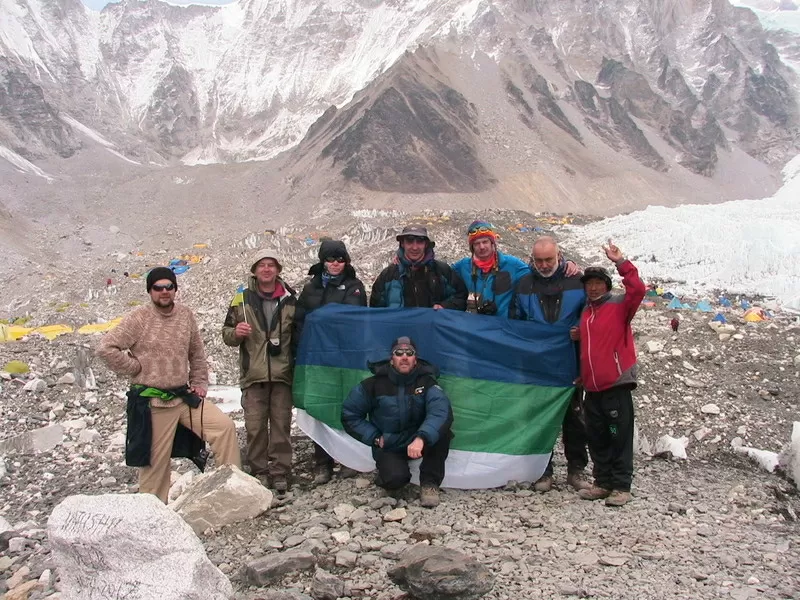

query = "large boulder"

[388,545,494,600]
[48,494,233,600]
[778,421,800,486]
[171,464,273,534]
[0,424,63,455]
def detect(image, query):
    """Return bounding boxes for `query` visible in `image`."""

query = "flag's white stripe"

[296,409,550,489]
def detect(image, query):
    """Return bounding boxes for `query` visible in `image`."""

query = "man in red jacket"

[574,240,645,507]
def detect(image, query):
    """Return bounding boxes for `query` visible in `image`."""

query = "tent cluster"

[0,318,123,342]
[640,286,773,323]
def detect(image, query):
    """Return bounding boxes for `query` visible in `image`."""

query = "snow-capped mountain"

[1,0,797,168]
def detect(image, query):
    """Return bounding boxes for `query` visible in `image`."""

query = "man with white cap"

[222,250,297,495]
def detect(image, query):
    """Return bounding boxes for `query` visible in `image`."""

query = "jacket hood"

[367,357,439,379]
[318,239,351,263]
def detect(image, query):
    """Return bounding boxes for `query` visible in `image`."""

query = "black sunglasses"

[151,283,175,292]
[402,236,428,244]
[325,257,346,263]
[393,349,416,357]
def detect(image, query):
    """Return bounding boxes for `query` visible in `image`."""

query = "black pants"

[543,387,589,476]
[584,385,635,492]
[373,434,451,489]
[314,442,334,469]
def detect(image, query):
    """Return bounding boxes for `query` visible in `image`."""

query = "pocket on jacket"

[494,271,512,294]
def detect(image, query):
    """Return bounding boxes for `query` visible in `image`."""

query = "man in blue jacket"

[452,221,529,316]
[510,236,590,493]
[341,337,453,507]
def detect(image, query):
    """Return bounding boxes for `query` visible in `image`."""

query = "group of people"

[97,220,645,509]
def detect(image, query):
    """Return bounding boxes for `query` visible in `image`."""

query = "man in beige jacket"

[222,251,297,494]
[97,267,241,503]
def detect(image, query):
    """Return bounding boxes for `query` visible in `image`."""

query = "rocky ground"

[0,211,799,599]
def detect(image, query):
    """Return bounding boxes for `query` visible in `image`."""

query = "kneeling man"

[341,337,452,507]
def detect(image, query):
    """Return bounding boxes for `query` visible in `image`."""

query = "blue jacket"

[510,267,586,329]
[452,252,530,317]
[341,359,453,453]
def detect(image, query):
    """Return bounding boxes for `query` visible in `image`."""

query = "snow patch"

[569,154,800,307]
[0,145,53,181]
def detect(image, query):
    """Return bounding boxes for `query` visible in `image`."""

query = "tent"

[662,291,675,300]
[77,318,123,334]
[719,297,732,308]
[694,300,714,312]
[32,325,74,340]
[740,299,751,310]
[667,297,685,310]
[743,307,766,322]
[712,313,727,324]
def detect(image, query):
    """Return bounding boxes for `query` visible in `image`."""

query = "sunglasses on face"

[403,236,427,244]
[151,283,175,292]
[325,257,346,264]
[393,349,416,357]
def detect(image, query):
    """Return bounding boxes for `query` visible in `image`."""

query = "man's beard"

[535,265,557,278]
[152,298,174,309]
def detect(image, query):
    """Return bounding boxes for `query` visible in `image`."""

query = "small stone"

[701,403,721,415]
[335,550,358,567]
[383,507,407,522]
[599,555,628,566]
[733,334,744,340]
[693,427,712,441]
[331,531,351,544]
[23,379,47,393]
[354,478,371,489]
[333,503,356,520]
[646,340,665,354]
[719,333,732,342]
[56,373,76,385]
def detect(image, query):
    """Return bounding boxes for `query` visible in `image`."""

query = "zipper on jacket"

[586,307,599,390]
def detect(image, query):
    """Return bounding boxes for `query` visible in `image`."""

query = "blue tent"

[740,299,751,310]
[712,313,727,324]
[719,297,732,308]
[662,291,675,300]
[667,297,684,310]
[695,300,714,312]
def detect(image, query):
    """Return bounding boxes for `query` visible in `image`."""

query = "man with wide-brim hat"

[222,249,297,495]
[369,225,467,310]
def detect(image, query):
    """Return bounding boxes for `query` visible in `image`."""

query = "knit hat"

[250,249,283,273]
[390,336,417,353]
[467,220,498,248]
[146,267,177,292]
[580,266,612,291]
[318,239,351,263]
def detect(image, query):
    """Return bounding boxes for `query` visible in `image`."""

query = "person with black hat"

[295,239,367,484]
[369,225,467,310]
[97,267,241,503]
[574,239,646,507]
[222,250,297,495]
[341,337,453,507]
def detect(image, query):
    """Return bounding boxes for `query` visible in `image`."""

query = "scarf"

[472,253,498,274]
[321,267,346,288]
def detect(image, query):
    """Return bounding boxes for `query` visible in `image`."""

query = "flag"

[230,284,246,307]
[293,305,577,489]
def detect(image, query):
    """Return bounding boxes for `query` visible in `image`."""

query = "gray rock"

[47,494,232,600]
[335,549,358,567]
[259,592,313,600]
[388,545,494,600]
[777,421,800,486]
[700,403,721,415]
[245,550,316,585]
[311,567,348,600]
[56,373,76,385]
[0,424,63,455]
[171,465,272,534]
[23,378,46,393]
[78,429,102,444]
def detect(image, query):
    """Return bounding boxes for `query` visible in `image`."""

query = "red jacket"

[580,260,646,392]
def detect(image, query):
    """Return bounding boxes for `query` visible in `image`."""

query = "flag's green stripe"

[293,365,573,455]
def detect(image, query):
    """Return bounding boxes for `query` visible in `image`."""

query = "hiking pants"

[373,432,451,489]
[543,387,589,477]
[141,400,241,503]
[314,442,334,469]
[584,385,635,492]
[242,382,293,478]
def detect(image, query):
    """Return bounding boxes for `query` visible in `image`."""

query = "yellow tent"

[5,326,33,341]
[77,318,123,334]
[743,308,766,322]
[32,325,74,340]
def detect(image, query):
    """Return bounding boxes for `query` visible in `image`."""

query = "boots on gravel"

[566,470,592,491]
[604,490,632,507]
[578,486,611,501]
[533,475,553,493]
[420,485,440,508]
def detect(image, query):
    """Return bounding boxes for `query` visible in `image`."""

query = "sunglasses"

[325,257,346,264]
[402,236,428,244]
[393,349,416,357]
[151,283,175,292]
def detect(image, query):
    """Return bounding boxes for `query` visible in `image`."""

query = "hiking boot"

[420,485,440,508]
[578,486,611,501]
[533,475,553,493]
[605,490,631,507]
[338,466,359,479]
[566,470,592,491]
[255,474,270,488]
[272,477,288,496]
[313,466,332,485]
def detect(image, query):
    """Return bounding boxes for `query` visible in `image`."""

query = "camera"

[267,337,282,357]
[476,300,497,316]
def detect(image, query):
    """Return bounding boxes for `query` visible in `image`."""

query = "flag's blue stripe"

[296,305,577,387]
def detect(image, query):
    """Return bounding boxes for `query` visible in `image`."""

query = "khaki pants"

[242,382,293,478]
[139,400,241,503]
